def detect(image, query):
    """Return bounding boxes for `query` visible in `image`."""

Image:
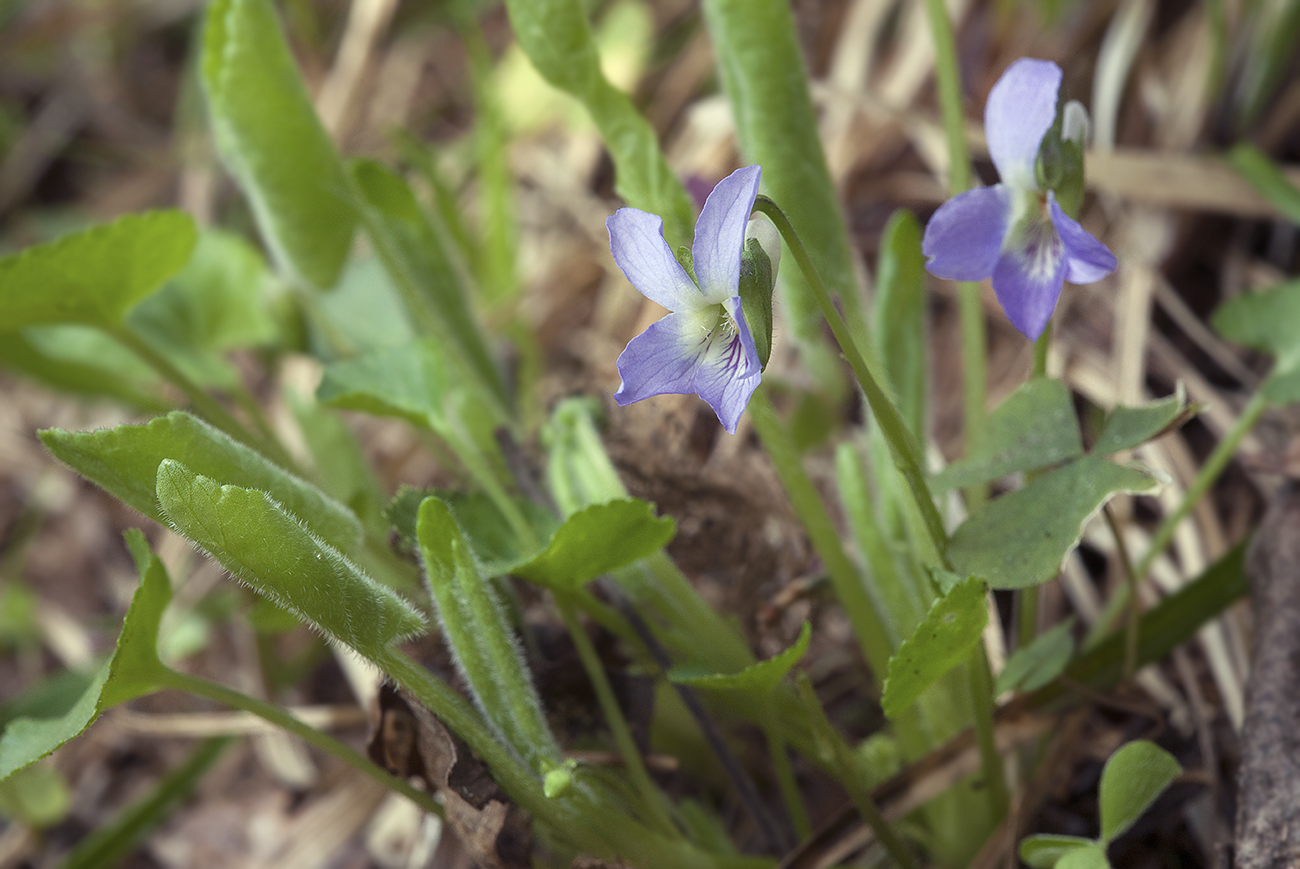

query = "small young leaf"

[512,500,675,591]
[932,379,1083,491]
[1019,834,1096,869]
[387,487,557,576]
[0,765,71,827]
[0,211,196,329]
[881,577,988,719]
[1229,144,1300,225]
[947,457,1157,590]
[1211,279,1300,362]
[156,461,425,658]
[995,619,1075,695]
[668,621,811,698]
[1098,740,1181,844]
[1056,844,1111,869]
[0,531,172,781]
[201,0,355,289]
[1092,385,1191,455]
[40,412,361,551]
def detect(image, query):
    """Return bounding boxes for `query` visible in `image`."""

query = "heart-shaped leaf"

[881,576,988,719]
[512,500,675,590]
[1098,740,1181,844]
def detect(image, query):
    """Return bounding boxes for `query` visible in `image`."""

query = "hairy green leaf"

[387,487,558,577]
[156,461,425,658]
[1019,834,1096,869]
[995,618,1075,695]
[0,212,195,329]
[201,0,355,289]
[948,457,1157,590]
[933,379,1082,491]
[40,411,361,551]
[513,499,675,590]
[1092,386,1191,454]
[1098,740,1181,844]
[669,621,810,698]
[881,576,988,719]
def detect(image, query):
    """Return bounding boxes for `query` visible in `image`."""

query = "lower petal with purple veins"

[991,219,1067,341]
[691,297,762,432]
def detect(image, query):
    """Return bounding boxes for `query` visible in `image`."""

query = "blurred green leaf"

[0,764,71,827]
[0,211,196,329]
[1056,844,1111,869]
[313,257,415,355]
[0,530,171,782]
[40,411,362,551]
[502,0,695,247]
[1092,386,1191,454]
[669,621,810,698]
[513,499,675,591]
[0,329,167,410]
[201,0,355,289]
[881,576,988,719]
[1229,145,1300,225]
[1098,740,1181,844]
[1019,834,1096,869]
[156,461,425,659]
[995,618,1075,695]
[873,210,928,440]
[933,379,1082,491]
[388,487,557,576]
[317,339,453,428]
[948,457,1157,590]
[1212,279,1300,403]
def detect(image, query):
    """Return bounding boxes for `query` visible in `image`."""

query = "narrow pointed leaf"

[1092,386,1192,454]
[156,461,425,658]
[668,621,811,698]
[948,457,1157,590]
[1098,740,1181,844]
[995,618,1075,695]
[512,499,675,590]
[1019,835,1096,869]
[0,531,172,781]
[881,576,988,719]
[932,379,1082,491]
[40,412,361,551]
[873,210,928,440]
[1229,144,1300,225]
[0,212,196,329]
[201,0,355,289]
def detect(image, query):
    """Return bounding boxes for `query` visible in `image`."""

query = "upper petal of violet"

[607,208,704,312]
[692,165,762,304]
[922,185,1011,282]
[985,58,1062,190]
[1049,197,1117,284]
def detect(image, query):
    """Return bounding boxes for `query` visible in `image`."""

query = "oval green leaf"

[512,499,676,590]
[1092,385,1192,455]
[881,576,988,719]
[995,618,1075,695]
[1098,740,1181,844]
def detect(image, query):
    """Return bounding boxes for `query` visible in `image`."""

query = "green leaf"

[0,765,71,827]
[0,330,167,410]
[416,497,560,768]
[881,577,988,719]
[512,499,675,591]
[201,0,355,289]
[1056,844,1111,869]
[873,210,927,440]
[501,0,695,247]
[387,487,558,577]
[1092,385,1192,454]
[350,160,504,402]
[317,339,453,428]
[995,619,1075,695]
[313,257,415,354]
[0,530,171,782]
[0,211,196,329]
[40,411,361,551]
[668,621,810,698]
[1229,145,1300,224]
[1098,740,1181,844]
[1019,834,1096,869]
[947,456,1157,590]
[1212,280,1300,404]
[701,0,863,344]
[156,460,425,658]
[932,379,1082,491]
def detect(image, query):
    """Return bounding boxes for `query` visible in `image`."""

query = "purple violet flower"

[608,165,763,434]
[922,58,1118,341]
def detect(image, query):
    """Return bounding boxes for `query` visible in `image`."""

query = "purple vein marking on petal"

[922,185,1012,281]
[692,165,762,304]
[985,58,1062,190]
[990,219,1067,341]
[1049,197,1118,285]
[613,309,711,406]
[691,297,761,433]
[607,208,702,312]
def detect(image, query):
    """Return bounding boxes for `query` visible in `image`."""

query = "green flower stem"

[1102,505,1141,680]
[749,387,892,678]
[795,674,919,869]
[763,701,812,841]
[751,197,947,555]
[964,647,1009,818]
[156,667,444,818]
[554,592,678,838]
[1088,389,1268,645]
[105,323,293,469]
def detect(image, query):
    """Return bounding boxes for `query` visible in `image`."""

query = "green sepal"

[1036,100,1087,220]
[738,237,775,370]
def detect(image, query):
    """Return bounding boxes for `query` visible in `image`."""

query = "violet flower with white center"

[922,58,1118,341]
[608,165,764,434]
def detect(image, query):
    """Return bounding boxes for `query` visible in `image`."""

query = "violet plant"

[0,0,1278,865]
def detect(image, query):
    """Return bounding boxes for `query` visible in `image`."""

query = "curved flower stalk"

[922,58,1118,341]
[608,165,765,434]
